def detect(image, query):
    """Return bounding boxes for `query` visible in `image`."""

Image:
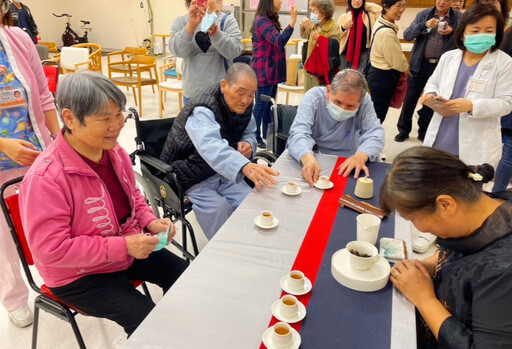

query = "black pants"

[397,59,437,137]
[50,249,188,335]
[367,66,401,123]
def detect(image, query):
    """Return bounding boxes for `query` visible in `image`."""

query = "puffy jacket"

[19,132,157,287]
[160,83,252,191]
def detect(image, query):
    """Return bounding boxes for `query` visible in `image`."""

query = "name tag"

[0,87,26,109]
[467,78,487,93]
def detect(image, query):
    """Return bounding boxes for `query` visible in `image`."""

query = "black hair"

[251,0,282,33]
[380,146,494,215]
[473,0,509,22]
[453,2,504,52]
[348,0,366,11]
[381,0,403,15]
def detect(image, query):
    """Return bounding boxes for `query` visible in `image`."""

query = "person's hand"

[441,98,473,115]
[147,218,177,241]
[126,234,159,259]
[242,163,279,190]
[419,93,436,105]
[311,31,320,42]
[343,20,353,30]
[300,153,321,187]
[237,141,253,159]
[302,17,312,31]
[426,18,439,29]
[185,0,206,34]
[390,259,437,308]
[405,69,412,78]
[0,138,41,166]
[207,0,216,12]
[290,5,298,27]
[438,23,453,35]
[337,152,369,178]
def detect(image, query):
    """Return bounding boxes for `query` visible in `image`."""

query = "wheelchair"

[253,94,298,166]
[125,107,199,262]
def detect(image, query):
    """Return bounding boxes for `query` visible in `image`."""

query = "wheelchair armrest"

[138,153,173,174]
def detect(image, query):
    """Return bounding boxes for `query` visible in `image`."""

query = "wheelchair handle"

[259,94,277,107]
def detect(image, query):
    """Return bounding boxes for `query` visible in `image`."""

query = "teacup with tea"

[346,240,379,271]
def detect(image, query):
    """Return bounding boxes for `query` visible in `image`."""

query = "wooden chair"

[107,47,149,80]
[110,55,159,118]
[37,41,58,55]
[72,43,102,72]
[159,57,183,118]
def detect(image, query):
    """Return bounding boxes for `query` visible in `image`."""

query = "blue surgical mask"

[463,33,496,54]
[327,102,357,122]
[201,11,218,32]
[310,13,320,24]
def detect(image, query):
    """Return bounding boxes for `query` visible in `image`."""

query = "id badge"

[467,78,487,93]
[0,87,26,109]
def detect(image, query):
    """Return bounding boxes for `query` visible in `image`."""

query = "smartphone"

[437,21,446,31]
[197,0,208,8]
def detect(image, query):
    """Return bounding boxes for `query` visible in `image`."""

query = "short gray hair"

[330,69,368,102]
[56,71,126,133]
[224,62,257,85]
[310,0,335,19]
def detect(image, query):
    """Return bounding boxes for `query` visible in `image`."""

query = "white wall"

[24,0,189,49]
[24,0,423,49]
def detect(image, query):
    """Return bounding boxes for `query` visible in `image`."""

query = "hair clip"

[468,172,483,181]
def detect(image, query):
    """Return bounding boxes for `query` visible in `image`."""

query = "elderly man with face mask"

[160,63,279,239]
[286,69,384,186]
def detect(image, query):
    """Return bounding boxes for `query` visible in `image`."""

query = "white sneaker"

[9,306,33,327]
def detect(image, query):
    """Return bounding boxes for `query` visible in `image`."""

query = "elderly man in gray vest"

[160,63,279,239]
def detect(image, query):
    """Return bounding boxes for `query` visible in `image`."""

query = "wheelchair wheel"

[134,171,161,218]
[253,150,278,167]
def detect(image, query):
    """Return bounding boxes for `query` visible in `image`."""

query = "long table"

[124,151,415,348]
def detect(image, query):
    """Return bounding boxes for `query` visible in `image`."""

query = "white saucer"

[281,186,303,196]
[262,326,301,349]
[271,300,307,323]
[331,248,390,292]
[314,181,334,189]
[280,275,313,296]
[254,216,279,229]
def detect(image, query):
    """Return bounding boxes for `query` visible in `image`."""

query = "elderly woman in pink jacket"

[19,71,188,336]
[0,0,60,327]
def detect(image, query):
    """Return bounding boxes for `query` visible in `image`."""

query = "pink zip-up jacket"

[19,132,157,288]
[0,26,55,149]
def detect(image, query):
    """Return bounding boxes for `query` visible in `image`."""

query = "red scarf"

[345,10,364,70]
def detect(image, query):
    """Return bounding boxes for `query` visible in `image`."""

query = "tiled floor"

[0,57,425,349]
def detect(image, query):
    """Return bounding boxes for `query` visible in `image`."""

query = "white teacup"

[354,177,374,199]
[271,322,293,348]
[346,240,379,271]
[279,295,299,318]
[260,210,274,226]
[317,175,330,187]
[356,214,381,245]
[287,270,305,291]
[286,181,298,193]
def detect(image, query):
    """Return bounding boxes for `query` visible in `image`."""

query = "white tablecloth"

[124,151,415,349]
